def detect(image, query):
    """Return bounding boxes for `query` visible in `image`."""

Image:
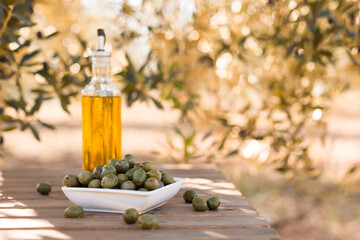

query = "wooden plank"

[0,167,279,239]
[0,205,259,218]
[0,228,279,240]
[0,215,270,230]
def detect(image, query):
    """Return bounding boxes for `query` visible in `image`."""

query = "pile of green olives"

[183,190,221,211]
[62,154,175,192]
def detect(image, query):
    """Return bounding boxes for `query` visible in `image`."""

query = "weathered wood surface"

[0,166,279,240]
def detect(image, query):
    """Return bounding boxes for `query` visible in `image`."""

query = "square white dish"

[62,177,185,214]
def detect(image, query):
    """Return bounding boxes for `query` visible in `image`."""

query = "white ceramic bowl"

[62,177,185,214]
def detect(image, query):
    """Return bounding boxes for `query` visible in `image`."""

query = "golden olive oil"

[81,96,121,171]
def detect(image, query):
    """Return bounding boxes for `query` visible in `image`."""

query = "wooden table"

[0,165,279,240]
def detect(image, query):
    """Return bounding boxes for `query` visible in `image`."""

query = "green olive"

[100,165,117,180]
[146,169,162,182]
[137,214,158,230]
[183,190,197,203]
[123,154,135,168]
[36,182,51,195]
[144,177,159,191]
[158,181,164,188]
[207,196,221,210]
[92,165,104,179]
[192,197,207,211]
[161,172,175,185]
[121,180,136,190]
[115,159,130,174]
[64,205,84,218]
[101,174,119,188]
[133,169,147,188]
[63,174,80,187]
[123,208,139,224]
[88,179,101,188]
[140,161,156,172]
[78,171,93,186]
[133,163,141,169]
[138,188,148,191]
[125,168,137,180]
[108,158,118,167]
[117,173,128,185]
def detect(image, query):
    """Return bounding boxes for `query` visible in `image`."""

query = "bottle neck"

[92,64,111,80]
[91,55,111,81]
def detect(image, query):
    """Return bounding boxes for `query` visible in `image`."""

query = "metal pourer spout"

[97,28,106,51]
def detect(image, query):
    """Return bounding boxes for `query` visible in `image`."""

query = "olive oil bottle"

[81,29,121,171]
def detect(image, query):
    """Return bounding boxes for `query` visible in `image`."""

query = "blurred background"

[1,0,360,239]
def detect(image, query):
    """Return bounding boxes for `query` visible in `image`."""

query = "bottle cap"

[96,28,106,51]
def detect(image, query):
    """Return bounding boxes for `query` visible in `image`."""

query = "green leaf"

[14,0,34,13]
[225,150,239,157]
[202,129,213,140]
[183,101,190,116]
[29,124,40,141]
[185,131,196,146]
[59,95,71,114]
[0,2,9,11]
[218,132,229,150]
[151,97,163,109]
[29,96,42,116]
[276,165,291,172]
[12,12,32,25]
[4,99,19,111]
[20,122,29,131]
[2,126,16,132]
[37,119,55,130]
[20,50,40,65]
[6,28,20,44]
[174,127,185,139]
[173,82,185,89]
[346,50,360,67]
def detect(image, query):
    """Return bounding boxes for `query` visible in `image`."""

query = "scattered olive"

[192,197,207,211]
[207,196,221,210]
[123,208,139,224]
[36,182,51,195]
[64,205,84,218]
[137,214,158,230]
[183,190,197,203]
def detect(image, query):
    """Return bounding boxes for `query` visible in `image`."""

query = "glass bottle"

[81,29,121,171]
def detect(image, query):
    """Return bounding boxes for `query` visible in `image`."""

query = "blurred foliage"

[0,0,90,143]
[1,0,360,178]
[113,0,360,178]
